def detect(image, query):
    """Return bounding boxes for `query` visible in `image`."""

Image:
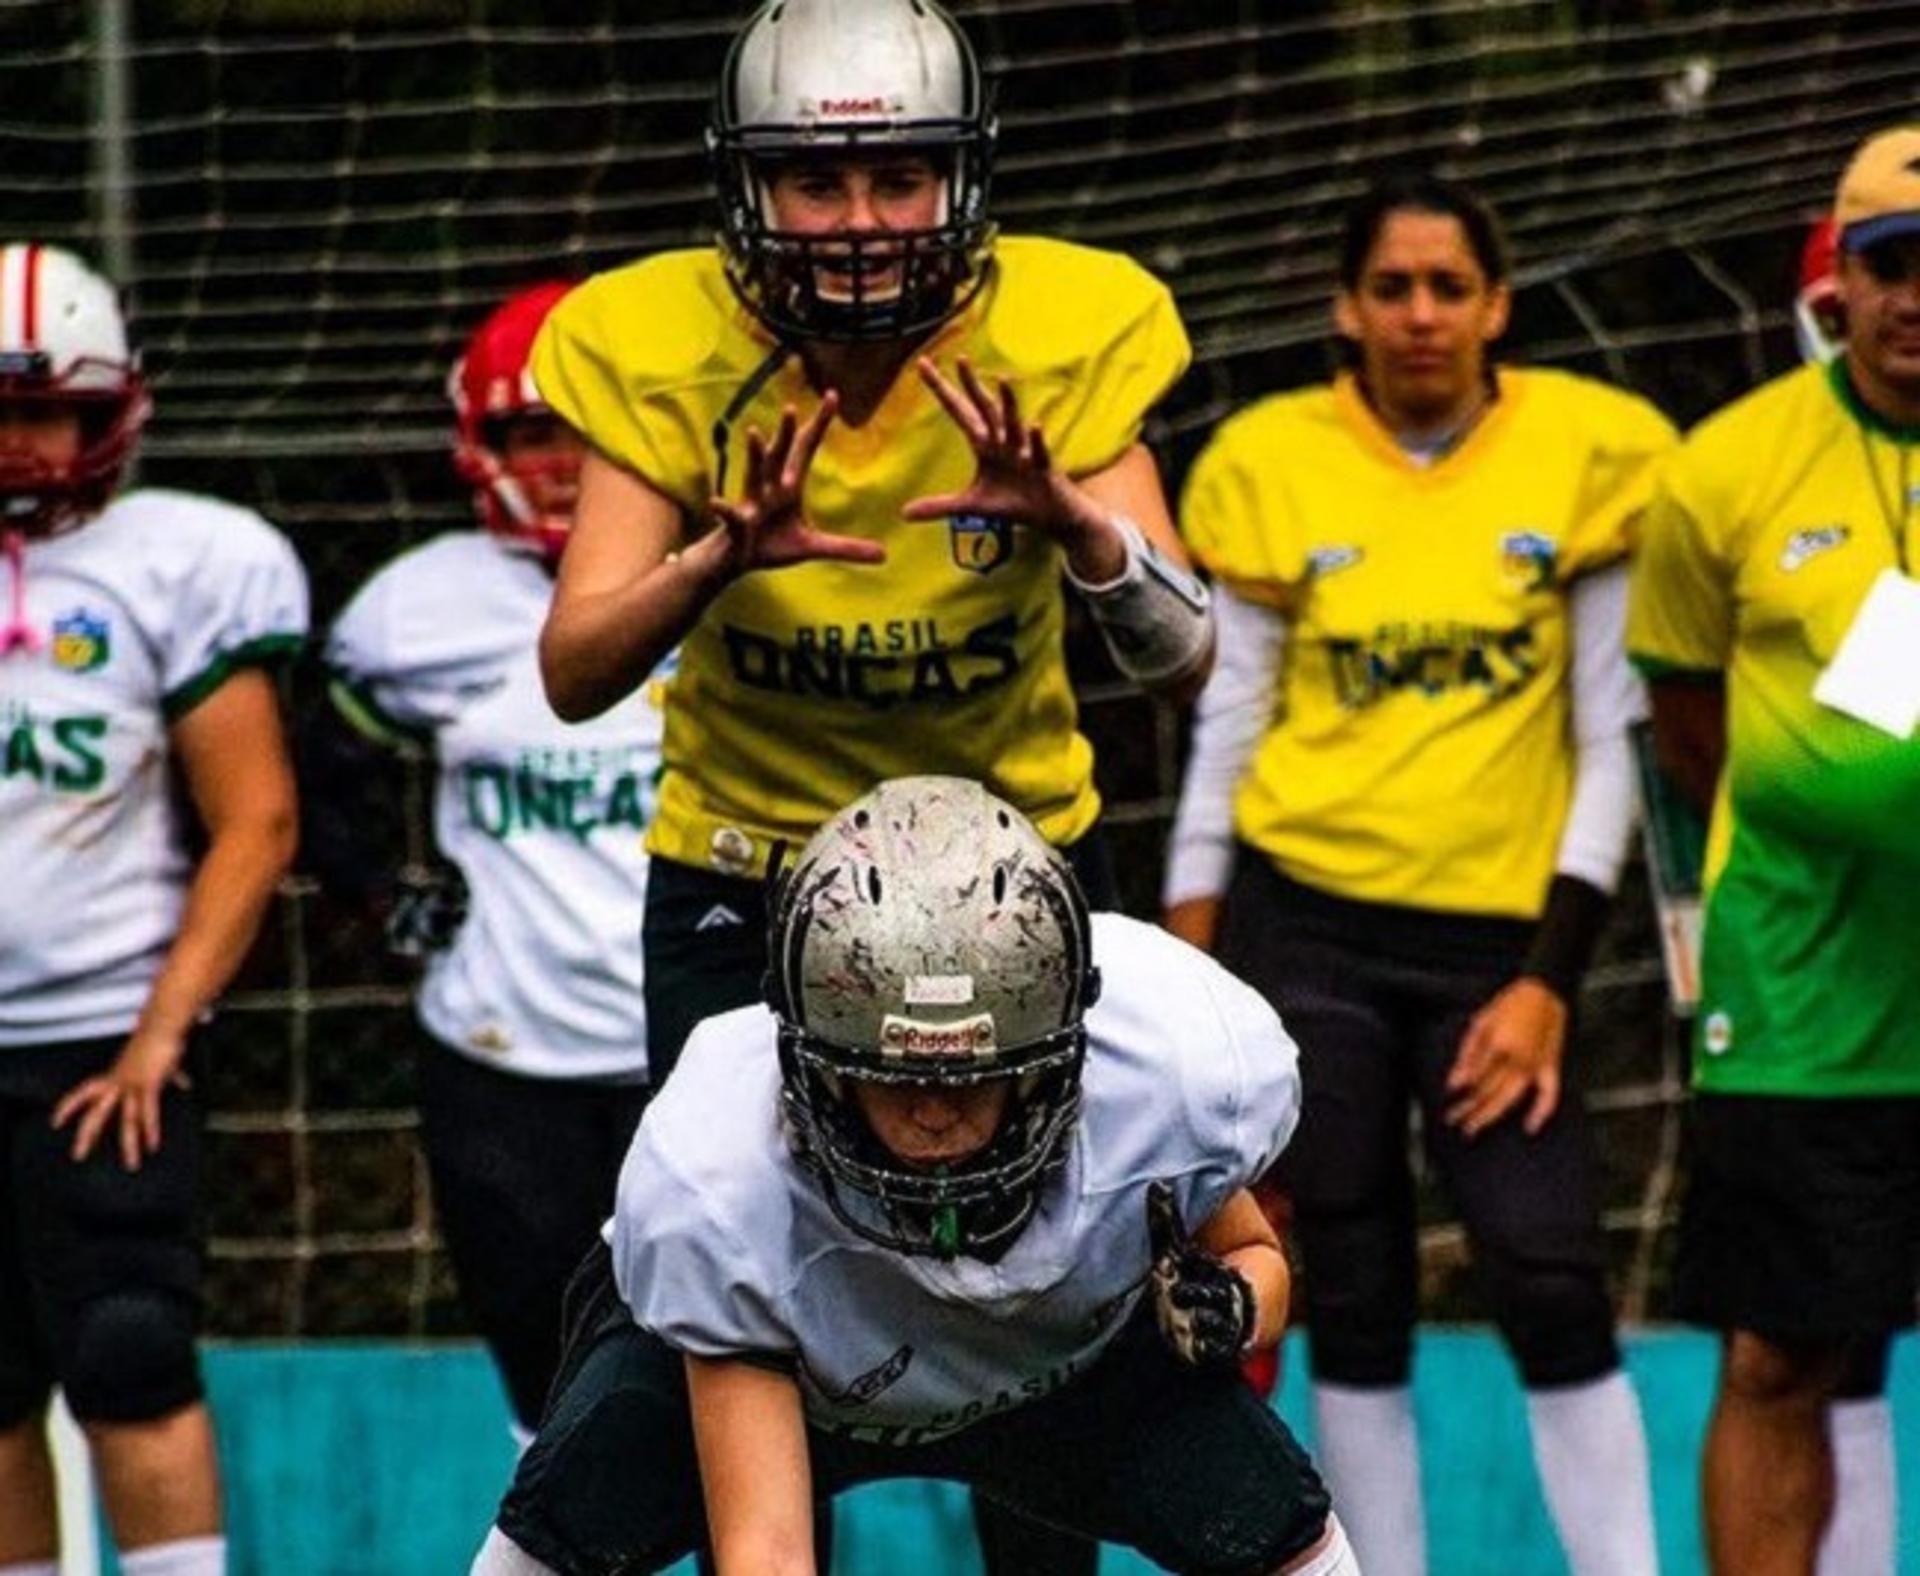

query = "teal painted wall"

[169,1332,1917,1575]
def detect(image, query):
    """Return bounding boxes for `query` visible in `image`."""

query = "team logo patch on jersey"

[1307,544,1364,579]
[823,1344,915,1408]
[1779,524,1850,572]
[949,514,1013,575]
[50,609,110,672]
[1499,531,1558,591]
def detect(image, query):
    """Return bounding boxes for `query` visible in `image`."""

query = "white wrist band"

[1065,514,1213,687]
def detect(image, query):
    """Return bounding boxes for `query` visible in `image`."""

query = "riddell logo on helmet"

[814,96,896,116]
[879,1013,997,1058]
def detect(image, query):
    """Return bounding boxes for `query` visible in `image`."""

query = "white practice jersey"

[611,913,1300,1444]
[0,489,308,1045]
[326,532,661,1082]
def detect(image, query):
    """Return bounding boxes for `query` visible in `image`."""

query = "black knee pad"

[1492,1266,1619,1389]
[61,1290,203,1424]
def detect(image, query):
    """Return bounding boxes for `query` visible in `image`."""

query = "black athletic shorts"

[496,1244,1329,1576]
[641,829,1118,1086]
[0,1035,205,1426]
[419,1041,651,1430]
[1219,853,1619,1389]
[1677,1090,1920,1346]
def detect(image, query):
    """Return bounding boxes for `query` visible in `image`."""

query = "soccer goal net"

[2,0,1905,1335]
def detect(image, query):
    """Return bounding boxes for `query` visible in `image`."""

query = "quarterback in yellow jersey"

[1630,128,1920,1576]
[1165,175,1672,1576]
[524,3,1210,1575]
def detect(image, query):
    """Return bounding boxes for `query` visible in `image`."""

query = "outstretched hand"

[903,356,1102,549]
[1444,976,1567,1138]
[709,393,886,575]
[1146,1180,1258,1369]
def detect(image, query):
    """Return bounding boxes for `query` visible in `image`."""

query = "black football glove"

[384,865,469,959]
[1147,1179,1258,1369]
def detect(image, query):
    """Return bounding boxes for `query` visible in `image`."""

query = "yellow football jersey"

[1629,360,1920,1095]
[1185,368,1675,916]
[533,237,1190,872]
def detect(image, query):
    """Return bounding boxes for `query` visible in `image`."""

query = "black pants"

[0,1037,205,1426]
[497,1245,1329,1576]
[420,1043,651,1430]
[1220,854,1619,1390]
[638,831,1117,1575]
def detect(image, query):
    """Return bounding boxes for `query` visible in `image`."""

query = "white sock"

[119,1535,227,1576]
[1819,1396,1896,1576]
[1526,1370,1657,1576]
[1311,1380,1427,1576]
[1280,1514,1360,1576]
[0,1561,59,1576]
[471,1526,560,1576]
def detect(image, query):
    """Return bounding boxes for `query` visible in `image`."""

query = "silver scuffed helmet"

[708,0,997,343]
[768,776,1099,1260]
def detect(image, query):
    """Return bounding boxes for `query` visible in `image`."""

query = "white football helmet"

[769,776,1099,1260]
[0,243,149,535]
[709,0,997,343]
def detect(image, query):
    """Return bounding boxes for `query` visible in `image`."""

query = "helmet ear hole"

[867,865,883,903]
[992,864,1008,905]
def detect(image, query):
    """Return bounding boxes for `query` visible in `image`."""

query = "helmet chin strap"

[0,528,41,656]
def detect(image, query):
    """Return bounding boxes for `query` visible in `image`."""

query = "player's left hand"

[50,1025,191,1170]
[904,356,1119,569]
[1146,1180,1258,1369]
[1444,976,1567,1138]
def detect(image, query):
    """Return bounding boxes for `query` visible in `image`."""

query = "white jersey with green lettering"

[610,914,1299,1443]
[0,488,308,1044]
[326,532,661,1081]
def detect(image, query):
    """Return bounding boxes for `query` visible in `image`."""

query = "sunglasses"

[1856,236,1920,285]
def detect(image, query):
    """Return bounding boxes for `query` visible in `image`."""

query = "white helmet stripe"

[0,246,27,348]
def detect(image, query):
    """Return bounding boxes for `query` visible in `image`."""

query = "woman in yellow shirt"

[1165,174,1673,1576]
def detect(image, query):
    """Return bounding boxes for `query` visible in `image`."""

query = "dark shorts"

[641,831,1118,1086]
[1677,1090,1920,1345]
[419,1042,651,1429]
[1219,854,1618,1389]
[0,1036,205,1426]
[497,1245,1328,1576]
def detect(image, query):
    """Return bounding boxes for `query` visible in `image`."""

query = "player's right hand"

[1147,1179,1257,1369]
[51,1025,191,1171]
[707,394,886,575]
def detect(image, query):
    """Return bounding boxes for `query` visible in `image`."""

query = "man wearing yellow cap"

[1629,127,1920,1576]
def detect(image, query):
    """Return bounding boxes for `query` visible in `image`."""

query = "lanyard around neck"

[1854,424,1914,575]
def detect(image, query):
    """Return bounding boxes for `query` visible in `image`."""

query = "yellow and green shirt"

[1629,360,1920,1096]
[533,238,1190,872]
[1184,368,1674,917]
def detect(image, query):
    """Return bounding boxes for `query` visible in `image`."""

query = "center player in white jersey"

[320,282,664,1438]
[0,244,306,1576]
[472,777,1356,1576]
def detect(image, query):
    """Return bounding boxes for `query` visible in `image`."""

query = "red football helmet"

[449,281,580,560]
[0,243,150,537]
[1794,215,1843,366]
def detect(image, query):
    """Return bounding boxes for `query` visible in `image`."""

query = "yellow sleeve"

[1178,411,1305,613]
[1045,265,1192,477]
[1559,386,1680,582]
[529,270,711,514]
[1627,456,1734,677]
